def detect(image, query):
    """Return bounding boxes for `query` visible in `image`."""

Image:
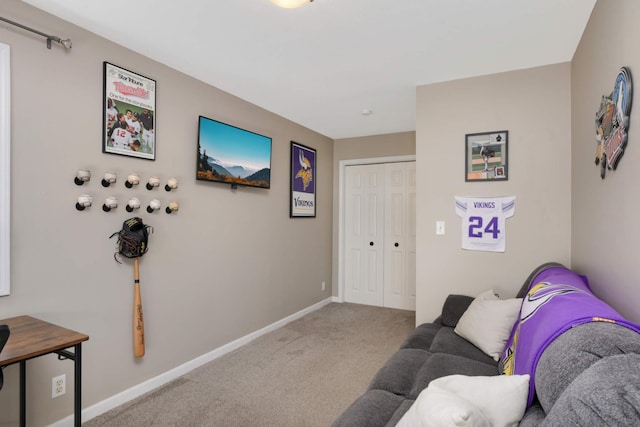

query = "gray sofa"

[333,263,640,426]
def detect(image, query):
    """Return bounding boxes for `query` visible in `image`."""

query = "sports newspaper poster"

[103,62,156,160]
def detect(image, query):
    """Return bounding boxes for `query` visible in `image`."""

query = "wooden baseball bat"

[133,257,145,358]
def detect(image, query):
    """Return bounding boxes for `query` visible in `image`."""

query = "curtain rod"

[0,16,71,50]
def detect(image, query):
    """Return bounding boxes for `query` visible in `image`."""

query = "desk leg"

[19,360,25,427]
[74,343,82,427]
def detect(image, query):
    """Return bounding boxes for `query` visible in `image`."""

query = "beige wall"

[571,0,640,322]
[0,1,333,425]
[415,64,573,324]
[331,132,416,296]
[333,132,416,161]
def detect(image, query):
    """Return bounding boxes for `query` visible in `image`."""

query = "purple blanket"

[500,266,640,406]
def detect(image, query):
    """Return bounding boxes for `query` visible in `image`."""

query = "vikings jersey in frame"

[455,196,516,252]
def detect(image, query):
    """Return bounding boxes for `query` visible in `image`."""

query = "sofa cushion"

[535,321,640,413]
[368,348,431,397]
[517,402,546,427]
[542,353,640,426]
[387,399,416,427]
[409,353,499,399]
[400,323,441,350]
[429,327,497,365]
[454,291,522,361]
[439,294,475,327]
[331,389,409,427]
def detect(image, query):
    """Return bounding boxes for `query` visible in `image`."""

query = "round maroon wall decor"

[595,67,633,179]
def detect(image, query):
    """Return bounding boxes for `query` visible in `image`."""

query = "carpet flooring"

[84,302,416,426]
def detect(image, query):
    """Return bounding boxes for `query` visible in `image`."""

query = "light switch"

[436,221,445,235]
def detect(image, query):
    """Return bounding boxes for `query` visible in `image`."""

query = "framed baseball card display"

[290,141,316,217]
[465,130,508,182]
[103,62,156,160]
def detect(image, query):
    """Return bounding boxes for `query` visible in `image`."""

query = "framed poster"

[103,62,156,160]
[290,141,316,217]
[465,130,508,182]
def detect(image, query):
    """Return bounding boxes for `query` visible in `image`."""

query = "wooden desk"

[0,316,89,427]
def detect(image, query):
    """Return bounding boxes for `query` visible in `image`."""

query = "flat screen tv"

[197,115,272,189]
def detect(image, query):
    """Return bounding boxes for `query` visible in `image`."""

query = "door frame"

[338,155,416,303]
[0,43,9,297]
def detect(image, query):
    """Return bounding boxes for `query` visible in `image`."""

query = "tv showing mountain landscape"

[197,115,272,189]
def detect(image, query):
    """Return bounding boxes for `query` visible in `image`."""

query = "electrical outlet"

[321,281,326,291]
[52,374,66,398]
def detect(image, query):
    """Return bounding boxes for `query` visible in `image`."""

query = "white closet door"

[383,162,416,310]
[344,164,385,306]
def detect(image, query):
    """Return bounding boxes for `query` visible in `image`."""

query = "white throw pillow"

[396,386,489,427]
[476,289,500,301]
[396,374,530,427]
[454,290,522,360]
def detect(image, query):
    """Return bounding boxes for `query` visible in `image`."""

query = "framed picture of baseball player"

[465,130,509,182]
[290,141,316,217]
[103,62,156,160]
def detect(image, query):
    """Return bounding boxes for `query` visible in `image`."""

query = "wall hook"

[126,197,140,212]
[146,176,160,190]
[74,169,91,186]
[125,173,140,189]
[147,199,161,213]
[102,172,117,187]
[75,195,92,211]
[166,201,179,214]
[165,178,178,192]
[102,196,118,212]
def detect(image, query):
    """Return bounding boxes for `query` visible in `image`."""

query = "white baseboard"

[49,297,335,427]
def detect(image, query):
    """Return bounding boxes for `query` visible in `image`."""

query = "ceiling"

[21,0,596,139]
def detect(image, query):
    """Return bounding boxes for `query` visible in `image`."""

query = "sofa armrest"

[515,262,565,298]
[542,353,640,425]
